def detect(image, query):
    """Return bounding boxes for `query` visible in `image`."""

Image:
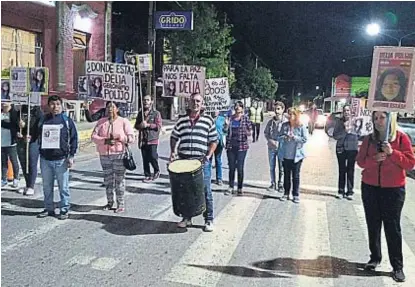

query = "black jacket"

[1,106,19,145]
[17,105,43,143]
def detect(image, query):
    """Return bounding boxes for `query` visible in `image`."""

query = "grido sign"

[204,77,230,113]
[154,11,193,30]
[85,61,135,103]
[162,65,205,97]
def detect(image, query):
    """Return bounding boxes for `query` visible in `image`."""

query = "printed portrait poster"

[204,77,230,113]
[10,92,42,106]
[41,124,61,149]
[85,61,135,103]
[1,78,11,101]
[350,98,373,137]
[10,67,29,93]
[78,76,88,94]
[29,67,49,94]
[162,65,205,97]
[138,54,153,72]
[368,46,415,112]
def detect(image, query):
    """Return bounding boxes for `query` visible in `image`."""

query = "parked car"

[398,121,415,147]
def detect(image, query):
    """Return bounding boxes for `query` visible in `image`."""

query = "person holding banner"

[1,102,20,188]
[92,101,135,213]
[333,104,359,200]
[16,105,43,196]
[37,96,78,220]
[134,95,162,182]
[356,111,415,282]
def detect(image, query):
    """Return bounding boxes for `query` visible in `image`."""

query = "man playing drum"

[170,93,218,232]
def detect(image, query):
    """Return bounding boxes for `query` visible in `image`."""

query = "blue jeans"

[268,148,283,187]
[40,157,70,214]
[202,160,214,222]
[214,144,223,181]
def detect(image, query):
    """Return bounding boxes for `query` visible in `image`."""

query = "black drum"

[168,159,206,218]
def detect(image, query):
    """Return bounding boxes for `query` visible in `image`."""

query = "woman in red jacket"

[356,111,415,283]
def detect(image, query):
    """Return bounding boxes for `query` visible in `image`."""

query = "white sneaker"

[204,221,214,232]
[177,218,192,228]
[12,179,19,188]
[25,188,35,196]
[17,187,25,194]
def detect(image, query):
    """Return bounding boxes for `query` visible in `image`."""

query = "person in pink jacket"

[91,102,135,213]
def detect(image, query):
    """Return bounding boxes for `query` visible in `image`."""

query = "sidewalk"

[76,118,176,142]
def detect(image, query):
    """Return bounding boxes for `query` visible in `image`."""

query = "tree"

[251,67,278,101]
[165,2,234,79]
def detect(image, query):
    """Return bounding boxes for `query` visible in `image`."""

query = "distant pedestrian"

[92,101,135,213]
[213,111,227,186]
[225,101,252,196]
[278,107,308,203]
[264,101,286,192]
[37,95,78,220]
[333,104,358,200]
[134,95,162,182]
[356,111,415,283]
[249,101,263,142]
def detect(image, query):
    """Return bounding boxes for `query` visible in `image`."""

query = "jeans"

[214,144,223,181]
[283,159,303,197]
[1,145,19,181]
[252,123,261,142]
[141,144,160,177]
[268,148,283,187]
[336,150,358,195]
[227,149,248,189]
[202,160,214,221]
[40,157,70,214]
[17,141,39,188]
[362,183,405,270]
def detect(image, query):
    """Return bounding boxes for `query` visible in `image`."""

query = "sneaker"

[143,176,153,183]
[177,218,192,228]
[237,189,243,196]
[1,180,7,187]
[224,187,234,196]
[57,212,69,220]
[17,187,25,194]
[25,188,35,196]
[346,194,353,201]
[204,221,214,232]
[115,206,125,213]
[364,260,380,270]
[280,195,289,202]
[153,171,160,181]
[11,179,19,188]
[293,196,300,203]
[37,210,55,218]
[392,269,405,282]
[277,184,284,193]
[335,194,343,199]
[216,180,223,186]
[267,184,276,192]
[103,203,115,211]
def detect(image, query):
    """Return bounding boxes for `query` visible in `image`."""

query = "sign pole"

[26,93,31,174]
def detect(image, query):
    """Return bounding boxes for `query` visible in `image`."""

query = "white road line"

[298,199,334,286]
[66,255,97,266]
[90,257,121,271]
[353,205,415,286]
[164,196,262,287]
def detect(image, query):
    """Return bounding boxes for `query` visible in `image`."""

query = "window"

[1,26,42,70]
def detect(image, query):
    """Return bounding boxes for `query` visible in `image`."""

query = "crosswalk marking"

[353,204,415,286]
[90,257,121,271]
[298,199,334,286]
[164,196,262,287]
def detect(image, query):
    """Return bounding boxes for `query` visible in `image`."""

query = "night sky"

[112,1,415,98]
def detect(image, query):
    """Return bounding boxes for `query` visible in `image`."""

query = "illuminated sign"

[154,11,193,30]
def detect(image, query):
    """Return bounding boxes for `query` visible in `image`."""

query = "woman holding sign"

[91,101,135,213]
[356,112,415,282]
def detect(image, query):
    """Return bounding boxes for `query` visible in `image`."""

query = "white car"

[300,109,327,129]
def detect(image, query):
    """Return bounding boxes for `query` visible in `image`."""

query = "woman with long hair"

[278,108,308,203]
[333,104,359,200]
[91,101,135,213]
[31,69,45,92]
[1,81,10,100]
[225,101,251,195]
[91,77,103,98]
[356,111,415,282]
[374,68,407,103]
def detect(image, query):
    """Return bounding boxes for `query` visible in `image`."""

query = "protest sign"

[10,67,29,93]
[1,79,11,101]
[41,124,61,149]
[10,92,42,106]
[85,61,135,103]
[351,98,373,137]
[138,54,153,72]
[78,76,88,94]
[368,46,415,112]
[162,65,205,97]
[204,77,230,113]
[29,67,49,94]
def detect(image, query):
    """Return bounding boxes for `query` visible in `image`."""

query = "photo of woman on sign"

[30,68,46,93]
[164,81,176,97]
[374,68,407,103]
[89,76,103,98]
[1,80,11,101]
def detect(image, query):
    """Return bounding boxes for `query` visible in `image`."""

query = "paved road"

[2,126,415,287]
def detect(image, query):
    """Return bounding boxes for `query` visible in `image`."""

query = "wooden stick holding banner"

[137,60,144,149]
[26,93,31,174]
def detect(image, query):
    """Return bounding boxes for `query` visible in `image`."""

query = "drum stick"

[26,94,31,174]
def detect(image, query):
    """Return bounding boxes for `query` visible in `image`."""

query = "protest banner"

[368,46,415,112]
[85,61,135,103]
[29,67,49,94]
[351,98,373,137]
[138,54,153,72]
[1,78,11,101]
[204,77,230,113]
[10,92,42,106]
[10,67,29,93]
[162,65,205,97]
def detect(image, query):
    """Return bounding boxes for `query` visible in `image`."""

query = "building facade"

[1,0,111,104]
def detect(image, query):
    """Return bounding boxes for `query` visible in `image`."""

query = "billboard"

[154,11,193,30]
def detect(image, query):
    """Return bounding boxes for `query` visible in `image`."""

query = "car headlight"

[317,115,327,124]
[300,114,310,125]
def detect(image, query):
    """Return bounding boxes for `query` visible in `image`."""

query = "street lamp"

[366,23,415,46]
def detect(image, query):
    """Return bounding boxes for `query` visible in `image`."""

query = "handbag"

[123,144,137,171]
